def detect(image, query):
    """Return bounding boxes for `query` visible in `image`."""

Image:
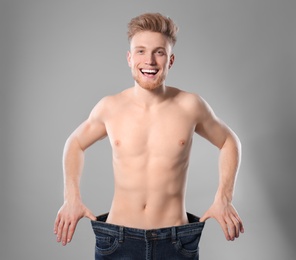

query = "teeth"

[141,69,158,73]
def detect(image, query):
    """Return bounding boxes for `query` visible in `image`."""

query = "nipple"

[179,139,185,146]
[114,140,120,146]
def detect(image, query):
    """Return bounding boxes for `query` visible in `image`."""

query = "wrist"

[63,181,81,201]
[214,189,233,204]
[64,190,82,203]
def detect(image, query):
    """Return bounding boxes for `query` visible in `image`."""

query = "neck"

[133,84,168,107]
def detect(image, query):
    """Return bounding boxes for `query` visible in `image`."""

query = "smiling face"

[127,31,175,90]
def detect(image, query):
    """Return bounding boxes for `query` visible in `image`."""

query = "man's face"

[127,31,174,90]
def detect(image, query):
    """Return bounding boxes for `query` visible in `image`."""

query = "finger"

[61,221,70,246]
[54,215,60,234]
[67,220,78,243]
[85,210,96,221]
[227,215,240,241]
[199,211,210,222]
[232,213,244,235]
[227,215,238,239]
[237,216,244,233]
[223,223,231,241]
[234,218,241,238]
[218,218,231,241]
[240,221,245,233]
[56,219,64,243]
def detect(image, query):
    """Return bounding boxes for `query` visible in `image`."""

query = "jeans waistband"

[91,212,205,242]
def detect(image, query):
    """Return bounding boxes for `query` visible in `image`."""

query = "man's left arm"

[194,96,244,241]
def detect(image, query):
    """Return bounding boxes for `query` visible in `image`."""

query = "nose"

[145,53,156,66]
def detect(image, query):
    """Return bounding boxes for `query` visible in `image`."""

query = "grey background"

[1,0,295,259]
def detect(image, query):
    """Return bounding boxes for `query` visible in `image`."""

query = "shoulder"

[90,95,112,115]
[90,88,131,119]
[168,87,209,111]
[168,87,217,125]
[97,88,130,105]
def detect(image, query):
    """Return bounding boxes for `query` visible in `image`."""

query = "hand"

[54,200,96,246]
[200,199,244,241]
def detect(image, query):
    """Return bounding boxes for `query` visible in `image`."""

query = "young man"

[54,13,244,259]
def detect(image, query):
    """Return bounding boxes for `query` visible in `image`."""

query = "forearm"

[62,135,85,201]
[215,131,241,203]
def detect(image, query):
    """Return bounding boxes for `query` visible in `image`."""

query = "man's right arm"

[54,97,109,246]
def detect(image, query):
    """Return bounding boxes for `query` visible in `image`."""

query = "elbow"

[64,134,84,153]
[228,131,242,159]
[232,130,241,152]
[221,130,241,154]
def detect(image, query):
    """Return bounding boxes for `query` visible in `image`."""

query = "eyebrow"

[133,46,167,51]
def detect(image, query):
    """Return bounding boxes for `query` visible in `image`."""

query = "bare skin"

[54,31,244,246]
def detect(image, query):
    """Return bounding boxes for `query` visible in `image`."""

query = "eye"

[137,49,144,54]
[156,50,165,56]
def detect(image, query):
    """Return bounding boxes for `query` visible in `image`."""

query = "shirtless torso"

[106,87,199,229]
[54,26,244,247]
[62,86,209,229]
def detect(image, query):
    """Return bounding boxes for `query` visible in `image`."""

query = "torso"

[103,87,200,229]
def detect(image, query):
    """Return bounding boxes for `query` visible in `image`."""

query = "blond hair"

[127,13,178,46]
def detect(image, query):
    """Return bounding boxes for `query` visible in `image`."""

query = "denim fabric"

[91,212,205,260]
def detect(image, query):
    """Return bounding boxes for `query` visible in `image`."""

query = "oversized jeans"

[91,212,205,259]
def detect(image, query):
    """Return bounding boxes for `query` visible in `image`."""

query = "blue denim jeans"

[91,212,205,259]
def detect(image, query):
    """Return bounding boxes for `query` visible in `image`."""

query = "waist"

[106,196,187,229]
[91,212,205,241]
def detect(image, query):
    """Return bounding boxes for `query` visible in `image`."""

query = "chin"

[138,82,162,90]
[134,74,165,90]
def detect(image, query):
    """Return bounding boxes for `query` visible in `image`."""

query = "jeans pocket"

[174,233,200,258]
[95,232,120,256]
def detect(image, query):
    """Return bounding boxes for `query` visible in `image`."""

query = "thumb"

[84,208,97,221]
[200,210,211,222]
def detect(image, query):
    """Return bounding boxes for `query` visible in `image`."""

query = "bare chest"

[106,107,196,157]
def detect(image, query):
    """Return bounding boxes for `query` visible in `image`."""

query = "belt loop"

[119,226,124,243]
[171,226,177,244]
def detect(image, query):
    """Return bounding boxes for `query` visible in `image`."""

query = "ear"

[169,53,175,69]
[127,51,131,67]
